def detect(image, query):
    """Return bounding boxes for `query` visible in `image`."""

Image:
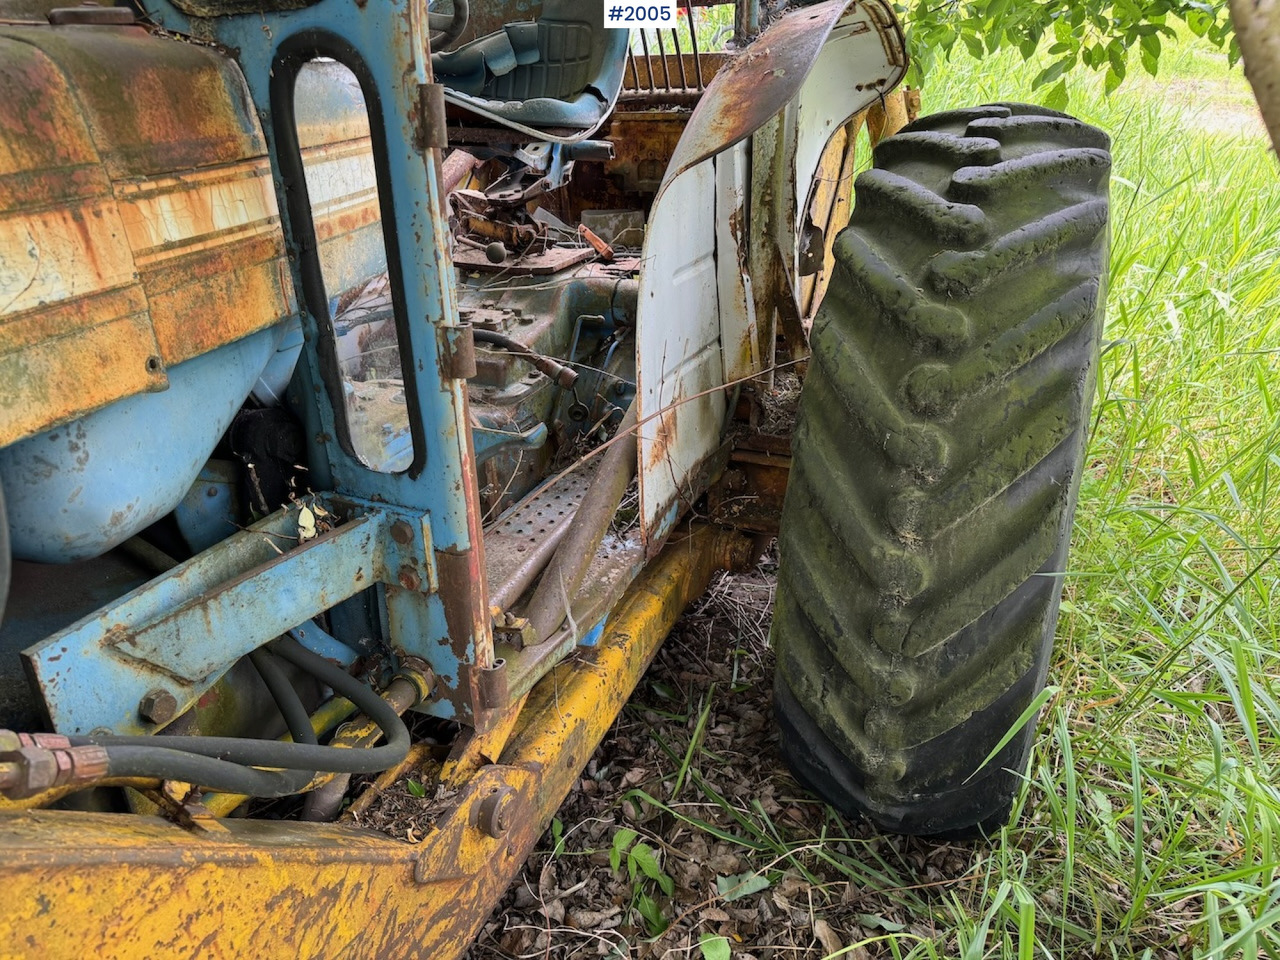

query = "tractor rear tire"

[772,103,1110,836]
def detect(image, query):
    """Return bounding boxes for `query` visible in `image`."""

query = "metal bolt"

[390,520,415,545]
[475,787,516,839]
[397,566,422,592]
[138,688,178,725]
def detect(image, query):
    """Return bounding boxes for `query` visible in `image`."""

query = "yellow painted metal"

[437,691,531,791]
[0,525,734,960]
[800,111,865,321]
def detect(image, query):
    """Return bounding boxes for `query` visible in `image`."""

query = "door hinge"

[438,324,477,382]
[416,82,448,152]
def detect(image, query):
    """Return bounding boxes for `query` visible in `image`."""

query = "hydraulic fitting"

[0,730,110,800]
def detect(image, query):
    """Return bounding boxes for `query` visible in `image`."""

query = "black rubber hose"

[245,647,316,795]
[248,647,317,747]
[71,639,413,775]
[104,745,314,798]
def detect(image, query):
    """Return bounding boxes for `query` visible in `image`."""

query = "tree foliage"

[896,0,1239,103]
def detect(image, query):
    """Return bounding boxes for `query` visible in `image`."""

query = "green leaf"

[1043,78,1069,113]
[648,680,678,700]
[717,872,771,901]
[1140,32,1161,77]
[699,935,731,960]
[962,31,984,60]
[857,913,907,932]
[405,779,426,798]
[610,828,638,874]
[965,686,1060,783]
[630,843,674,895]
[1032,55,1073,90]
[1107,40,1127,80]
[1104,66,1123,96]
[1185,9,1212,37]
[636,893,668,936]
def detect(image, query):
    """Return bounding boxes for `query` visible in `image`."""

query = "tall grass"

[889,40,1280,958]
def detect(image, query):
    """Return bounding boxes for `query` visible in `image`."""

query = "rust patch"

[0,24,293,445]
[664,1,855,183]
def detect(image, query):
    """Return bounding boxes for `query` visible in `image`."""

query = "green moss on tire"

[771,103,1110,836]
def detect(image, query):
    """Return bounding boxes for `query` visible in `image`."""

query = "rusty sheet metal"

[637,0,906,552]
[0,525,733,960]
[709,447,791,536]
[484,462,597,612]
[663,0,854,185]
[0,34,165,446]
[799,111,863,319]
[0,23,293,448]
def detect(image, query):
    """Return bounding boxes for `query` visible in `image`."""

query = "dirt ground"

[463,556,982,960]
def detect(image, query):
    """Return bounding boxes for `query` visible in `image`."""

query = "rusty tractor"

[0,0,1110,954]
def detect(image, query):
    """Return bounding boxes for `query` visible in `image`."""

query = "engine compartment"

[0,9,707,750]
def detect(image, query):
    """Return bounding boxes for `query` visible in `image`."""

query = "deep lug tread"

[949,149,1112,200]
[900,105,1012,134]
[829,229,972,351]
[872,131,1003,168]
[902,279,1100,416]
[966,115,1112,152]
[773,102,1109,836]
[853,168,989,246]
[929,199,1109,297]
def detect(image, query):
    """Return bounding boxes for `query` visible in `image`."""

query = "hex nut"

[138,688,178,725]
[397,566,422,592]
[14,747,57,793]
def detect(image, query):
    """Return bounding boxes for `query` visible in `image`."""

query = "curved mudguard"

[635,0,907,551]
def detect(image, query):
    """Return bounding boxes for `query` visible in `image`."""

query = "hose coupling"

[392,659,435,707]
[0,730,110,799]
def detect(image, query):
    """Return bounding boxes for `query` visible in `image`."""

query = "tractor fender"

[634,0,907,552]
[662,0,906,186]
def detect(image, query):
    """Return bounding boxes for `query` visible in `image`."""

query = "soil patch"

[466,557,983,959]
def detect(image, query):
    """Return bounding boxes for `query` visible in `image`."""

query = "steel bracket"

[20,496,460,735]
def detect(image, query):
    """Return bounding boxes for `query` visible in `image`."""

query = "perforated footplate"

[484,463,597,611]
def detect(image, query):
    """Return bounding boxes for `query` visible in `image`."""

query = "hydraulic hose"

[472,329,579,389]
[102,745,317,798]
[245,647,317,795]
[70,639,414,776]
[248,647,317,748]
